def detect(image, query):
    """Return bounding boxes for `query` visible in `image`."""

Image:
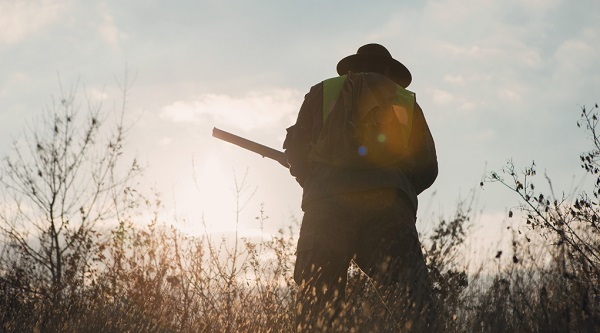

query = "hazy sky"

[2,0,600,243]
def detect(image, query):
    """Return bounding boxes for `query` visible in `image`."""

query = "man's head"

[336,43,412,88]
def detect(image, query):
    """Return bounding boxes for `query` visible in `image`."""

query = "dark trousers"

[294,189,435,332]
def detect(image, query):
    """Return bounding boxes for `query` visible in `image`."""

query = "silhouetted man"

[283,43,438,332]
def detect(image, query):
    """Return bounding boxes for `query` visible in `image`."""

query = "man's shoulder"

[322,75,346,84]
[305,79,327,97]
[308,75,345,91]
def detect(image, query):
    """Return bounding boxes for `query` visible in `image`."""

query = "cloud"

[432,89,454,104]
[443,74,493,86]
[159,89,302,131]
[547,25,600,95]
[96,4,123,50]
[444,75,465,85]
[553,35,597,74]
[515,0,561,11]
[431,89,480,113]
[86,88,109,102]
[0,0,67,45]
[499,89,521,102]
[442,44,500,60]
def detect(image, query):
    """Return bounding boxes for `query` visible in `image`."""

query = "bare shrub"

[2,79,598,332]
[480,103,600,332]
[0,78,141,332]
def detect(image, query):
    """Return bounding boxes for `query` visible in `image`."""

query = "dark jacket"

[283,73,438,211]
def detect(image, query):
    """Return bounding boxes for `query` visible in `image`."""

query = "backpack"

[309,72,415,169]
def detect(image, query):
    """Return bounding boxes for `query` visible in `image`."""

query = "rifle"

[212,127,289,168]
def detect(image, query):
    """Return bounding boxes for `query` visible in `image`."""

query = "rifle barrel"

[212,127,289,168]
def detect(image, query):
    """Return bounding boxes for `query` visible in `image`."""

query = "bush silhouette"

[0,82,598,332]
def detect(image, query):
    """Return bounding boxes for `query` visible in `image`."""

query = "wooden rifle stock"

[212,127,289,168]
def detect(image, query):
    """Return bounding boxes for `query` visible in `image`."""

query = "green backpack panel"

[309,73,415,168]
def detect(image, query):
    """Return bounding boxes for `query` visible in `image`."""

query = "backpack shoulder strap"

[322,75,347,124]
[393,86,416,143]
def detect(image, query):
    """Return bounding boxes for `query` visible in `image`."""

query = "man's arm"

[283,84,323,187]
[406,102,438,195]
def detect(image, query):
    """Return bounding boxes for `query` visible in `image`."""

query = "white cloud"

[475,128,497,141]
[427,0,489,23]
[0,72,28,98]
[96,4,122,50]
[0,0,67,45]
[432,89,454,105]
[87,88,108,102]
[518,48,543,68]
[444,75,465,85]
[553,38,596,73]
[159,137,172,147]
[159,89,303,131]
[460,101,478,112]
[513,0,561,11]
[444,74,493,86]
[442,43,501,60]
[431,89,481,113]
[499,89,521,102]
[547,26,600,94]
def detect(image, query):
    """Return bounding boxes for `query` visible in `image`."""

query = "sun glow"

[167,153,267,239]
[182,154,234,234]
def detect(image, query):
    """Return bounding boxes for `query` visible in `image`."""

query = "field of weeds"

[0,87,598,332]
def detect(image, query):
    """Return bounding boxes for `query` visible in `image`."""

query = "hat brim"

[336,53,412,88]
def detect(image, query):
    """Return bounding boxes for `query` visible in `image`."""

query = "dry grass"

[1,193,598,332]
[1,98,599,332]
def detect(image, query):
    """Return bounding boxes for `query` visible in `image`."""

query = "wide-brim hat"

[336,43,412,88]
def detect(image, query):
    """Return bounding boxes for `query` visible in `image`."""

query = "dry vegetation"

[0,86,598,332]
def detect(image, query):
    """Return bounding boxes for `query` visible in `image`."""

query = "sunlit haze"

[2,0,599,257]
